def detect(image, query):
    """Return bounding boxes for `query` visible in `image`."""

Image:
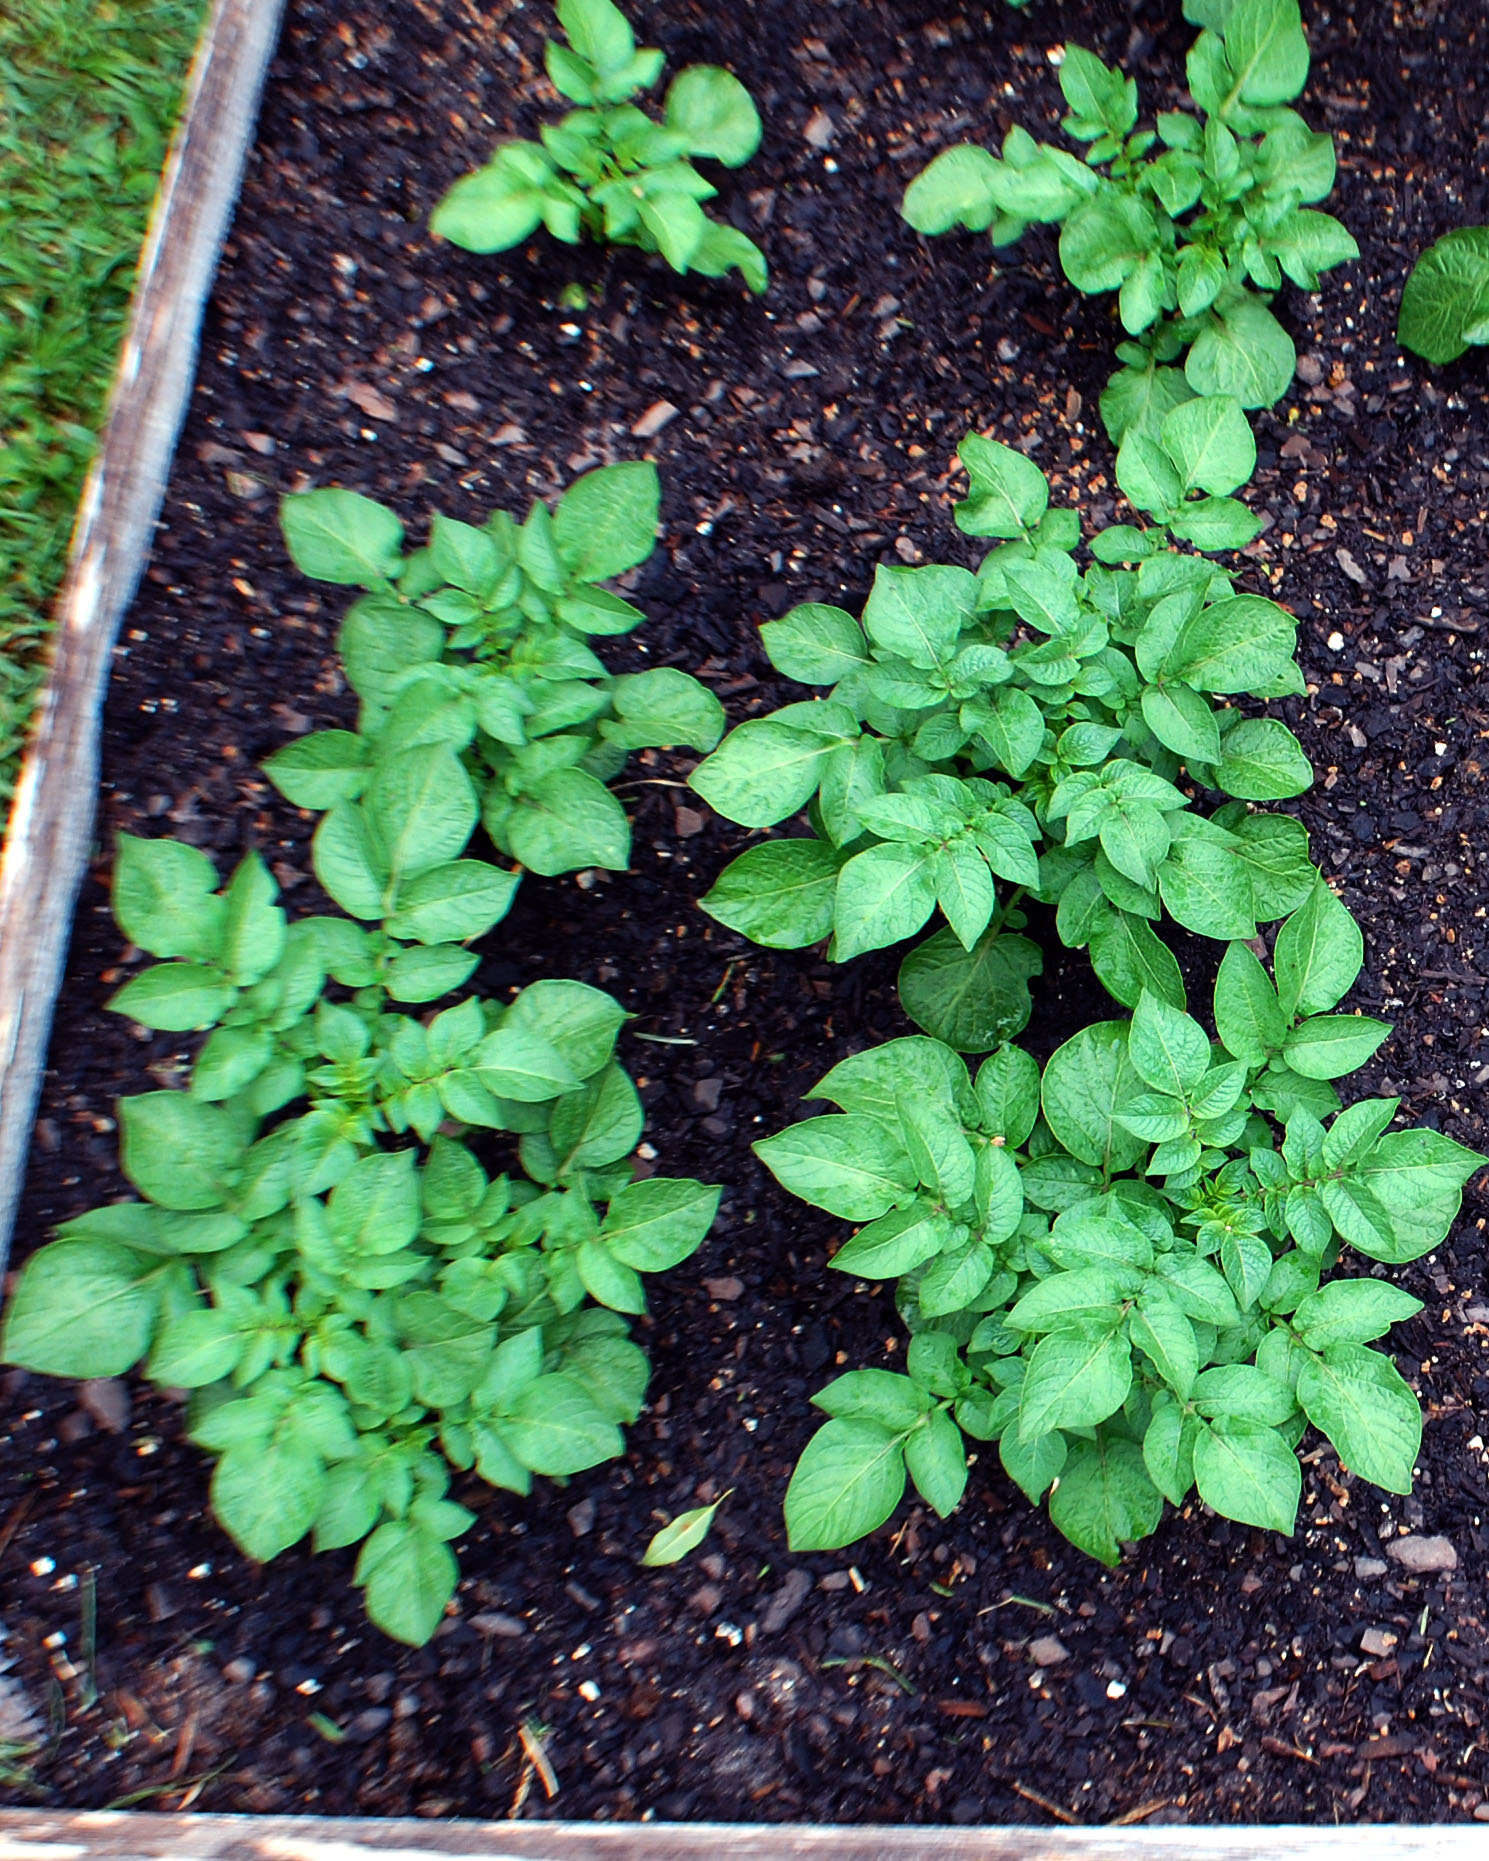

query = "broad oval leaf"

[1185,297,1296,409]
[754,1114,915,1221]
[1193,1418,1301,1533]
[784,1417,908,1551]
[281,488,404,587]
[700,837,841,947]
[552,461,660,582]
[899,928,1041,1054]
[1398,226,1489,366]
[0,1239,166,1377]
[1041,1021,1146,1172]
[1019,1326,1133,1440]
[1047,1434,1162,1566]
[1296,1344,1421,1494]
[904,145,1002,236]
[664,66,761,166]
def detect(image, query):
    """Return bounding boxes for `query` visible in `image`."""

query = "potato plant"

[903,0,1356,440]
[432,0,766,291]
[758,926,1481,1559]
[0,825,720,1645]
[272,461,724,896]
[690,433,1314,1051]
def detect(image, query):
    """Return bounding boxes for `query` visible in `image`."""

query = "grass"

[0,0,207,811]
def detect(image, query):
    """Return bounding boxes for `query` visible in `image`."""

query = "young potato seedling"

[904,0,1357,440]
[433,0,766,292]
[761,945,1480,1561]
[1,463,725,1645]
[690,433,1313,1051]
[272,460,724,897]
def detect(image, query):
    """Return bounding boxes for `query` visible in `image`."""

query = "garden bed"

[3,0,1489,1831]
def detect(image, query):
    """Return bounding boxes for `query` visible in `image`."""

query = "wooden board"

[0,1814,1483,1861]
[0,0,288,1274]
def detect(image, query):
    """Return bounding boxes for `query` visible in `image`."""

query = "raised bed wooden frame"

[0,1812,1481,1854]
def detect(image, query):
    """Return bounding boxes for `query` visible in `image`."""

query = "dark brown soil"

[4,0,1489,1829]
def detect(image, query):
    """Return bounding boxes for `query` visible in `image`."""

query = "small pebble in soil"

[1028,1635,1070,1667]
[470,1612,526,1639]
[78,1377,130,1433]
[1387,1534,1458,1574]
[760,1568,812,1634]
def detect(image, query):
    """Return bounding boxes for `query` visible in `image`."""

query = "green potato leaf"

[1398,227,1489,365]
[641,1490,732,1567]
[1047,1434,1162,1567]
[1193,1418,1301,1534]
[785,1417,908,1551]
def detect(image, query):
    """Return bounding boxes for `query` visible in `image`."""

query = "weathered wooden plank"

[0,0,288,1272]
[0,1812,1478,1860]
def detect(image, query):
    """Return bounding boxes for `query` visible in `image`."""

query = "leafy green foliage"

[0,0,205,808]
[765,944,1481,1559]
[903,0,1355,437]
[273,462,723,890]
[1397,227,1489,366]
[690,435,1314,1046]
[432,0,765,291]
[2,778,721,1645]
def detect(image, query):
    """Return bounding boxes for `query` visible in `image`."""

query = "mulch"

[3,0,1489,1828]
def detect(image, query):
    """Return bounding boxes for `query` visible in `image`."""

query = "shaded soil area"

[5,0,1489,1829]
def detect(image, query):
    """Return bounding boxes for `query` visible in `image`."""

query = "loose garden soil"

[4,0,1489,1829]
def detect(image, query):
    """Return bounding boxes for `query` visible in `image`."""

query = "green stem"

[988,885,1028,941]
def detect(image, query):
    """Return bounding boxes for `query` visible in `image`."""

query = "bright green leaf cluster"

[1397,227,1489,366]
[432,0,766,291]
[274,462,723,890]
[3,814,719,1645]
[903,0,1357,438]
[763,941,1481,1561]
[689,434,1312,1047]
